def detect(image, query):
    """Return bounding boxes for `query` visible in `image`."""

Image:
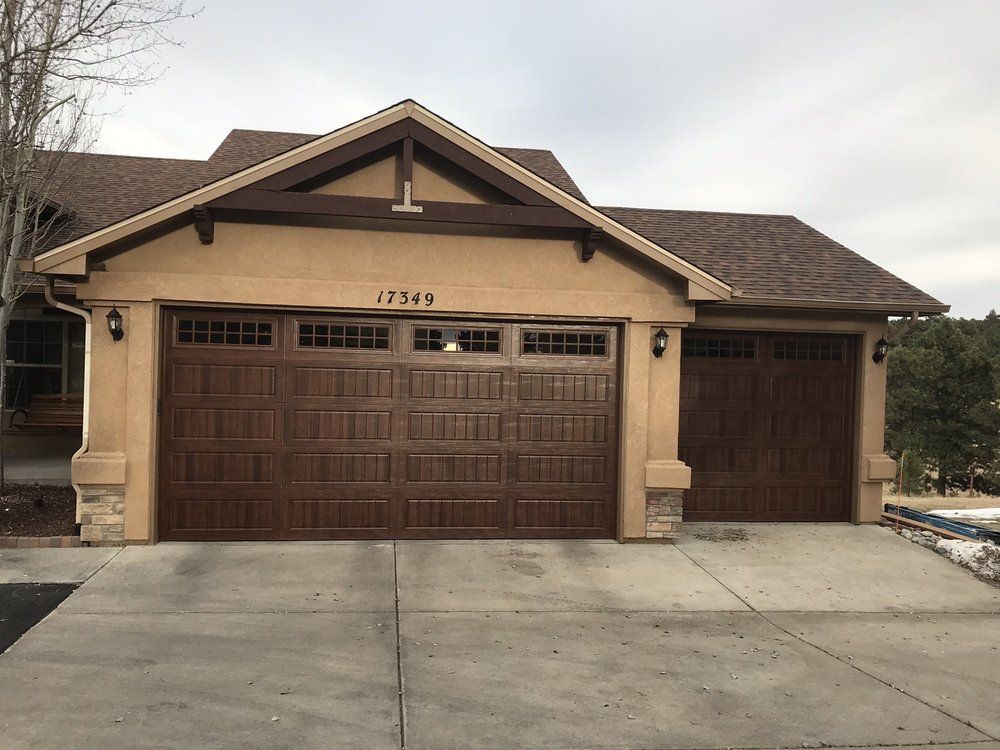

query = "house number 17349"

[376,290,435,306]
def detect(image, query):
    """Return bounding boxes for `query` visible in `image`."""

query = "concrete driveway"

[1,525,999,750]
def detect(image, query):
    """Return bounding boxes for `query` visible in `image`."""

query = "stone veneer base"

[645,489,684,539]
[79,486,126,544]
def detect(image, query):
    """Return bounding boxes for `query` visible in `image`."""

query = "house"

[20,100,948,544]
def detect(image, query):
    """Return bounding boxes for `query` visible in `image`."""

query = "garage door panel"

[764,487,846,517]
[512,498,607,531]
[288,365,395,400]
[170,450,276,485]
[403,498,503,531]
[286,452,391,484]
[765,412,848,440]
[169,362,280,398]
[679,410,756,439]
[765,447,847,476]
[406,453,503,483]
[517,372,610,402]
[679,330,854,522]
[408,411,502,441]
[408,369,504,400]
[287,408,393,441]
[169,406,277,441]
[515,454,608,485]
[768,375,849,405]
[288,498,391,531]
[685,487,756,518]
[679,445,757,474]
[516,413,608,443]
[679,372,758,402]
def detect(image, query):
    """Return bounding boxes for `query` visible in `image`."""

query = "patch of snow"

[929,508,1000,520]
[935,539,1000,583]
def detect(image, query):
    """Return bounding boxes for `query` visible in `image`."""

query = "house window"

[177,318,273,346]
[682,336,756,359]
[522,330,608,356]
[298,323,391,350]
[412,327,501,353]
[773,340,844,362]
[4,317,85,408]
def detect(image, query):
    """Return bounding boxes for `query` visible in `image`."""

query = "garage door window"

[772,340,844,362]
[681,336,756,359]
[177,318,273,346]
[522,330,608,356]
[298,323,391,350]
[412,327,501,353]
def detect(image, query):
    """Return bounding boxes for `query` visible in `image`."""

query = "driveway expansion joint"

[673,545,1000,744]
[393,540,406,750]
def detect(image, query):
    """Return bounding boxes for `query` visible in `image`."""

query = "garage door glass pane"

[177,319,273,346]
[773,340,844,361]
[682,337,756,359]
[298,323,390,350]
[413,328,500,353]
[522,330,607,356]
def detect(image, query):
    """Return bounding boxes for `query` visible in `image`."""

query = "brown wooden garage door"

[158,309,618,540]
[679,331,856,522]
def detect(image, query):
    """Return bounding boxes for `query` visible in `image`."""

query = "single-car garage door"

[679,330,855,522]
[158,309,619,540]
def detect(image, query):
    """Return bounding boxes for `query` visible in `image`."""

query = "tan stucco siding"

[309,152,508,204]
[87,224,692,321]
[310,154,397,198]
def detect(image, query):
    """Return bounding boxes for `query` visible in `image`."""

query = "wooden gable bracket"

[582,228,602,262]
[192,204,214,244]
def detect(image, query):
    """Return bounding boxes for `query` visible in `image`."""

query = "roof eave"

[718,295,951,315]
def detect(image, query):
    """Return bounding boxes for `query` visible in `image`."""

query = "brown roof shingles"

[598,206,946,311]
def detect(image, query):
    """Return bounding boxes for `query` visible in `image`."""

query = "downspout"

[43,277,90,520]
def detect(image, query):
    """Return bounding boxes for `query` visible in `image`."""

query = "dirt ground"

[0,485,76,537]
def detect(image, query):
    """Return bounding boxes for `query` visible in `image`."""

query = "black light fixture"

[106,305,124,342]
[872,336,889,364]
[652,327,668,358]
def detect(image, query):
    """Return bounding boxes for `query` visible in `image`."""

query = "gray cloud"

[95,0,1000,317]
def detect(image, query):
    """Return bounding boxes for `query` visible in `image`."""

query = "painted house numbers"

[376,290,435,306]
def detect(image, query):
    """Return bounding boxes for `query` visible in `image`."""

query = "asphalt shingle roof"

[598,206,945,310]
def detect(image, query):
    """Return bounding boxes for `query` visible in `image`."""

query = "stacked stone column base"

[79,486,126,545]
[645,489,683,539]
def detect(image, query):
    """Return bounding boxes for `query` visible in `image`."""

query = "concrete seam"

[616,741,998,750]
[393,540,406,750]
[673,545,1000,744]
[83,545,125,583]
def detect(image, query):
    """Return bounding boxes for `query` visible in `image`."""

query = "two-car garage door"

[158,309,619,541]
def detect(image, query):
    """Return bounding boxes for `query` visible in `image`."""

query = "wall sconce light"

[106,305,124,342]
[872,336,889,364]
[652,327,668,358]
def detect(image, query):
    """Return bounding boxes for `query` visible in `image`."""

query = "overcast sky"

[95,0,999,318]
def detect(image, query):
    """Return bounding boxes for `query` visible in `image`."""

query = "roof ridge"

[598,205,797,220]
[46,150,211,164]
